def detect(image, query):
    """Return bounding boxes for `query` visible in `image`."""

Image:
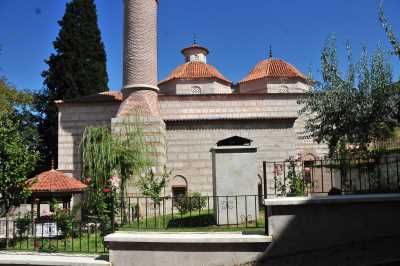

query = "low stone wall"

[260,193,400,265]
[105,232,271,266]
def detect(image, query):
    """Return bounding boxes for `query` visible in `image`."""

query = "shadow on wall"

[255,196,400,266]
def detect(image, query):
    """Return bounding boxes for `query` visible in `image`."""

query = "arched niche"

[171,175,188,197]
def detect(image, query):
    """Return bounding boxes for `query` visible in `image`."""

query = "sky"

[0,0,399,92]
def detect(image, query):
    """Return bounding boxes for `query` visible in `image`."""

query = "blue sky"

[0,0,399,92]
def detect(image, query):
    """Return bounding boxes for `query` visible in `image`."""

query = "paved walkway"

[0,252,110,266]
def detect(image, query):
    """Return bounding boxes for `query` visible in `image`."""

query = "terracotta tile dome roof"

[27,169,87,193]
[240,58,308,84]
[159,61,232,86]
[181,44,209,56]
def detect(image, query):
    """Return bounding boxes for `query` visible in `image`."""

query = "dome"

[159,61,232,86]
[239,58,308,84]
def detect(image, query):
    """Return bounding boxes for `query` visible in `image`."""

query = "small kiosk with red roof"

[26,166,87,219]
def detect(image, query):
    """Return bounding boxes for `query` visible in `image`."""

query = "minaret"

[113,0,166,189]
[117,0,160,117]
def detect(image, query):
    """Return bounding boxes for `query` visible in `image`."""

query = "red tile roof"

[240,58,308,84]
[99,91,123,101]
[55,91,123,105]
[181,44,209,56]
[159,61,232,86]
[27,170,87,193]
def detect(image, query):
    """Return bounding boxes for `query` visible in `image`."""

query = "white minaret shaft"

[123,0,158,92]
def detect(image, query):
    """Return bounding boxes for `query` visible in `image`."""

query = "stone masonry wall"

[165,119,297,196]
[239,78,310,94]
[159,94,299,121]
[58,103,119,178]
[57,93,328,197]
[159,80,232,95]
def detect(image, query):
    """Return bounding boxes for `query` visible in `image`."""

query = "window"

[172,187,187,197]
[191,86,201,94]
[280,85,289,93]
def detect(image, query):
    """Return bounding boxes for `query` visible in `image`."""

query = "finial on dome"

[51,159,55,170]
[193,33,197,45]
[269,45,273,59]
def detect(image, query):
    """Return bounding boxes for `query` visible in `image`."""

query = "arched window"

[191,86,201,94]
[171,175,188,197]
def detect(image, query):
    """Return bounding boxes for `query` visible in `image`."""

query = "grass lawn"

[119,209,265,232]
[8,233,107,254]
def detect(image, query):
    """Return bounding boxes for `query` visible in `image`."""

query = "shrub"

[99,215,113,238]
[15,214,31,237]
[174,192,207,214]
[328,187,342,196]
[53,208,73,238]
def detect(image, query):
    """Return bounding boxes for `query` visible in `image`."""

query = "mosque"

[56,0,327,197]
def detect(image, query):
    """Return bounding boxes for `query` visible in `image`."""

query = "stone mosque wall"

[57,103,120,178]
[159,94,328,195]
[57,93,328,195]
[165,119,297,195]
[159,80,232,95]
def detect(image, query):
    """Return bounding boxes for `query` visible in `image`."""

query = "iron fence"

[262,154,400,197]
[114,195,264,230]
[0,217,108,254]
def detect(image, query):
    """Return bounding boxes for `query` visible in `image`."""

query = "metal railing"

[262,154,400,197]
[114,195,264,231]
[0,217,108,254]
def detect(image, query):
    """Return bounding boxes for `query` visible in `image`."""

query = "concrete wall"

[261,194,400,265]
[105,232,271,266]
[212,146,259,224]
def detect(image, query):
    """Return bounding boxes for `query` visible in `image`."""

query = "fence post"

[111,195,115,232]
[262,162,269,235]
[5,216,9,249]
[263,161,267,200]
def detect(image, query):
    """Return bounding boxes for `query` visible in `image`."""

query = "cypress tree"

[37,0,108,170]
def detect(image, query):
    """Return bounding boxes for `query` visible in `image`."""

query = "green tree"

[136,166,170,205]
[379,1,400,59]
[299,36,397,156]
[37,0,108,170]
[0,77,39,215]
[0,115,39,216]
[80,124,153,219]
